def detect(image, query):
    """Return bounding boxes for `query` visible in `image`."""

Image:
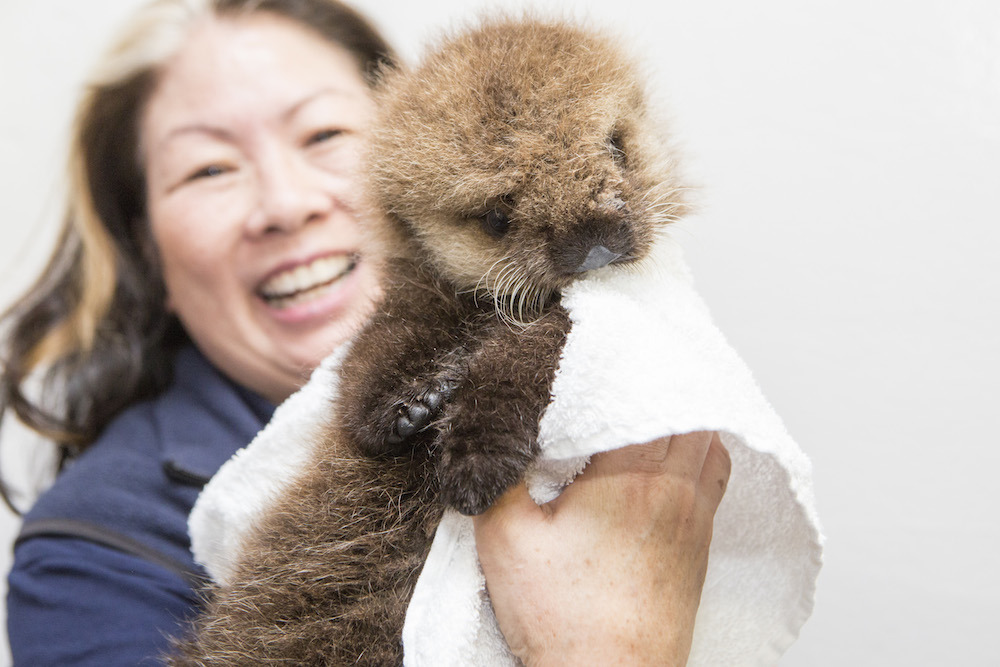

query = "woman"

[1,0,731,664]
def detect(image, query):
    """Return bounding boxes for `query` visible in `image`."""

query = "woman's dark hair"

[0,0,395,512]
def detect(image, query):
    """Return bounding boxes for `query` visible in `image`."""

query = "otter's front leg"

[436,307,571,515]
[381,348,468,448]
[337,284,467,457]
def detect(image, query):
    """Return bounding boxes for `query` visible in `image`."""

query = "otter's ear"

[368,56,406,92]
[607,128,627,168]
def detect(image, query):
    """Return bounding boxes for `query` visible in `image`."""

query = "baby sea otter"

[170,16,688,666]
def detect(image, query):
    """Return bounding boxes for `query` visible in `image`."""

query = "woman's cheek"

[154,178,252,254]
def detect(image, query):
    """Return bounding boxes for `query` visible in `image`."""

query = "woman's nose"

[244,150,332,237]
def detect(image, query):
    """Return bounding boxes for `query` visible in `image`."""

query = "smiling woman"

[0,0,393,479]
[140,14,381,404]
[0,1,394,662]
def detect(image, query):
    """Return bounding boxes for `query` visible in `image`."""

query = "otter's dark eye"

[608,130,626,167]
[482,208,512,238]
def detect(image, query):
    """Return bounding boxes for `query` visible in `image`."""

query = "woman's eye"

[186,164,229,182]
[306,128,343,146]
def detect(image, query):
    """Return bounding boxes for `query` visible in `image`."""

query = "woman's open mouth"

[257,254,358,310]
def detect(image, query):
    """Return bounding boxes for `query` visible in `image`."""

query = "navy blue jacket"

[6,347,274,665]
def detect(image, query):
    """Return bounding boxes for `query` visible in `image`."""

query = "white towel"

[189,235,823,666]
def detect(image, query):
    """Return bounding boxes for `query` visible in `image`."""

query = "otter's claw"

[386,380,458,446]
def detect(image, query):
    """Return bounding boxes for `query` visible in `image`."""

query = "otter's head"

[368,18,688,314]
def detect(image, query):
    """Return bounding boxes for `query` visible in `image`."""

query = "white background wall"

[2,0,998,664]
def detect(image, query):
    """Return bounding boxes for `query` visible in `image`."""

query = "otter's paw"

[386,379,459,448]
[436,445,533,515]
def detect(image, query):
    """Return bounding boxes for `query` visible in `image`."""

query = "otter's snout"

[554,214,635,275]
[575,245,622,272]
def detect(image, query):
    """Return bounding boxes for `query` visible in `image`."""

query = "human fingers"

[577,431,715,481]
[661,430,716,482]
[552,432,712,513]
[698,432,731,511]
[584,435,673,478]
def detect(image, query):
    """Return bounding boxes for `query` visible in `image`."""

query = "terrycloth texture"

[189,236,823,666]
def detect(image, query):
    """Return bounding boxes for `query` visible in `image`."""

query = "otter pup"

[170,16,687,666]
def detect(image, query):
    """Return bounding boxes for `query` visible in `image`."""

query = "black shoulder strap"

[15,518,209,590]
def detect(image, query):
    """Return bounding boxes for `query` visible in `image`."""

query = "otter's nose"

[575,245,622,272]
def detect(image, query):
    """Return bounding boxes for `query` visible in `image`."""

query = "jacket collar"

[154,347,275,486]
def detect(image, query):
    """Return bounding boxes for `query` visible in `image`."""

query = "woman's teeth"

[258,255,356,309]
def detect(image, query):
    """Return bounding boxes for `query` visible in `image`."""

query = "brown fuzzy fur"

[168,16,687,666]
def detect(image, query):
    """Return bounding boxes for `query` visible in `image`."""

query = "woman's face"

[142,14,381,403]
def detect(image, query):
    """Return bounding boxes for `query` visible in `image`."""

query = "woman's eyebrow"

[154,124,236,153]
[281,86,361,121]
[152,87,361,153]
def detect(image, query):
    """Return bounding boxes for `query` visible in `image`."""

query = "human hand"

[472,431,731,666]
